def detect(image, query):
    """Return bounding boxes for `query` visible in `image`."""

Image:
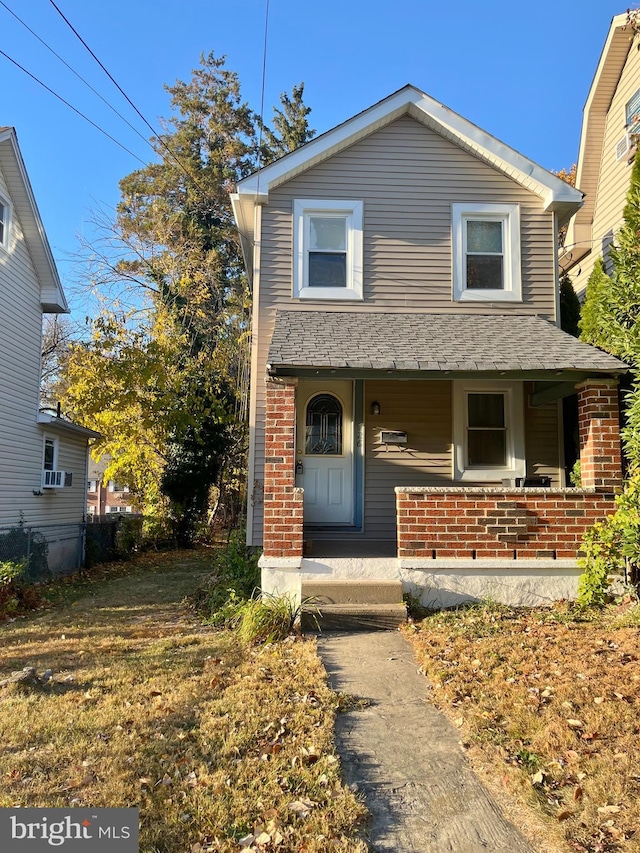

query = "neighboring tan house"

[0,127,99,571]
[87,456,134,516]
[231,85,627,616]
[561,12,640,292]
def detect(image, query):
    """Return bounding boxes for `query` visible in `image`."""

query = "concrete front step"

[301,579,403,605]
[302,603,407,632]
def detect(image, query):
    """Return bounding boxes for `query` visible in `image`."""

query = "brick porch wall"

[263,378,303,558]
[395,488,617,559]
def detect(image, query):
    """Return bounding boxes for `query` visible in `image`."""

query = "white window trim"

[0,192,12,252]
[452,381,525,482]
[293,199,363,300]
[452,203,521,302]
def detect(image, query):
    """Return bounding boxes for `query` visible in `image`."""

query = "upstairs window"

[0,194,11,250]
[452,203,521,302]
[43,437,57,471]
[626,88,640,136]
[293,199,363,300]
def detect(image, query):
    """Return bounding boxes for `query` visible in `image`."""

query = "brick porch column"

[576,379,623,491]
[263,377,303,558]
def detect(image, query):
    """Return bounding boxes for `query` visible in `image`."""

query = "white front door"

[296,380,354,525]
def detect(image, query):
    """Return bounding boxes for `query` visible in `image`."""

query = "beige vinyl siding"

[364,380,452,539]
[0,167,88,529]
[575,42,640,291]
[249,116,559,544]
[523,385,561,484]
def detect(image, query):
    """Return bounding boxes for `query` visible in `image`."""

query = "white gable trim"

[232,85,582,248]
[0,128,68,313]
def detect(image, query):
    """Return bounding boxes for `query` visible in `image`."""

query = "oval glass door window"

[305,394,343,455]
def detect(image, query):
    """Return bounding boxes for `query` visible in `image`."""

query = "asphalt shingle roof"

[267,311,627,374]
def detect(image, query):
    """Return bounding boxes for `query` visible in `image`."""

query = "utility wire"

[0,48,147,165]
[48,0,213,199]
[0,0,154,152]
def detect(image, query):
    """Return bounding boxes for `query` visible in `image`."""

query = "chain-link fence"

[85,515,144,567]
[0,515,144,581]
[0,523,83,582]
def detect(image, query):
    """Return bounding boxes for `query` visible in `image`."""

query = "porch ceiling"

[267,311,627,379]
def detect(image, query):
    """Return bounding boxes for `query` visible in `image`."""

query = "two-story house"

[562,12,640,292]
[0,127,99,573]
[232,86,626,617]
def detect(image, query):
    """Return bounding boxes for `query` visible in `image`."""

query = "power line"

[48,0,213,200]
[0,48,147,165]
[0,0,154,153]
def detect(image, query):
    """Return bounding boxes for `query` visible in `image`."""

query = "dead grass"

[0,551,368,853]
[404,600,640,853]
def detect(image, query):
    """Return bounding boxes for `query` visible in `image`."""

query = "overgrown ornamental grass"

[0,550,368,853]
[404,601,640,853]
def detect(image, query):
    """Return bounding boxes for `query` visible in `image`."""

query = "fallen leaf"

[557,809,573,821]
[574,786,583,801]
[567,719,584,729]
[238,834,255,848]
[531,771,545,785]
[288,799,316,817]
[597,805,621,815]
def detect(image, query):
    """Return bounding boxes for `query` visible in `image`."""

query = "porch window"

[452,203,521,302]
[293,199,363,300]
[453,381,525,481]
[467,393,507,467]
[305,394,343,455]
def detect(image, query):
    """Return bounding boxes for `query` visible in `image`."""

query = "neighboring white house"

[0,126,99,572]
[561,12,640,292]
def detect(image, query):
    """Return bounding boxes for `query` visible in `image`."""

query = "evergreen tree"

[559,272,580,337]
[261,83,315,161]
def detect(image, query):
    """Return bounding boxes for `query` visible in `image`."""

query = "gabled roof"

[563,14,633,269]
[232,85,583,271]
[0,127,68,313]
[267,310,626,377]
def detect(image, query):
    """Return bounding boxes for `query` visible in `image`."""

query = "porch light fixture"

[370,401,381,416]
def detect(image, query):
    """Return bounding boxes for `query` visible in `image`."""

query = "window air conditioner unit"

[42,470,65,489]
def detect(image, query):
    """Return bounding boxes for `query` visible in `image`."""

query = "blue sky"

[0,0,630,315]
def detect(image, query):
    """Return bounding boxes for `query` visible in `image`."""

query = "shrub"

[190,530,260,618]
[577,476,640,607]
[207,591,303,644]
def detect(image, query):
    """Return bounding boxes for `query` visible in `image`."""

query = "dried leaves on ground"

[405,601,640,853]
[0,551,367,852]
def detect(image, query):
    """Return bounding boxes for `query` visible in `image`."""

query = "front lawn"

[0,552,367,853]
[405,601,640,853]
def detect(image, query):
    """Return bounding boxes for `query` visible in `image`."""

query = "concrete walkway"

[317,631,537,853]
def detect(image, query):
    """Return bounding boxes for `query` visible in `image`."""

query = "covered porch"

[259,311,626,609]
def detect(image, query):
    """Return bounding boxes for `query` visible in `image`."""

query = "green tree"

[559,272,581,337]
[64,53,313,542]
[260,83,315,161]
[579,258,615,350]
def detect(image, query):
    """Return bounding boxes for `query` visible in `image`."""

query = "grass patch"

[404,601,640,852]
[0,550,368,852]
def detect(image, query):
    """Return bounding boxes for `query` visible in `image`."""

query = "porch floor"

[304,538,396,558]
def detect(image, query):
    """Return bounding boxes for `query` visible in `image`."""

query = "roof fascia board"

[0,128,68,313]
[37,413,101,439]
[268,366,625,382]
